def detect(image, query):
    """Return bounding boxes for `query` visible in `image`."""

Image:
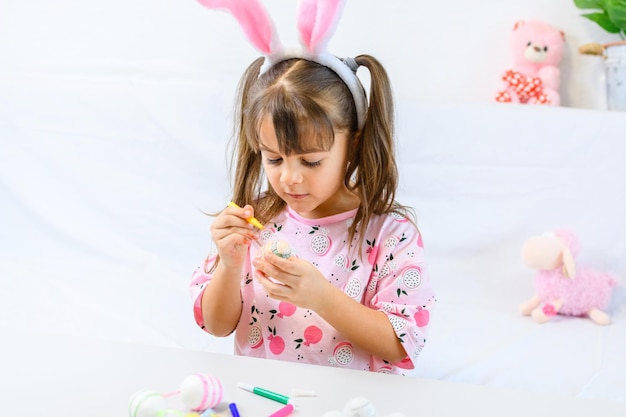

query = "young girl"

[190,0,435,374]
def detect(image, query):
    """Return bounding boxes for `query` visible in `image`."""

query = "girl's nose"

[280,163,303,185]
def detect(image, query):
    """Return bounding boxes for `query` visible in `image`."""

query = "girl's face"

[258,115,358,219]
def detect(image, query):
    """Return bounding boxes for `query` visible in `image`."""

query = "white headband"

[197,0,368,129]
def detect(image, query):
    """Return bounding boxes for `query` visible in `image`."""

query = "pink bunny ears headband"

[197,0,368,129]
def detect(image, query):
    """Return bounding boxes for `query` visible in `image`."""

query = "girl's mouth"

[286,193,308,200]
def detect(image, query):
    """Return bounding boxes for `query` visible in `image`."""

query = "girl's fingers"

[214,228,258,244]
[212,206,256,233]
[224,204,256,228]
[253,258,303,290]
[255,273,289,299]
[213,217,254,233]
[260,252,299,274]
[211,211,260,242]
[254,257,283,279]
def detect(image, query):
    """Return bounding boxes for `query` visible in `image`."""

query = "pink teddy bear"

[520,229,619,325]
[495,20,565,106]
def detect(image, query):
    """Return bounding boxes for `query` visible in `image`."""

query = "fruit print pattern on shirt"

[190,207,436,374]
[309,225,331,256]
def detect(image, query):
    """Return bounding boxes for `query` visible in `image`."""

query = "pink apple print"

[398,356,413,367]
[417,233,424,248]
[269,335,285,355]
[303,325,323,346]
[268,326,285,355]
[366,239,379,265]
[414,306,430,327]
[277,301,296,318]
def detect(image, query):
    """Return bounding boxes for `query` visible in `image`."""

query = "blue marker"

[229,402,241,417]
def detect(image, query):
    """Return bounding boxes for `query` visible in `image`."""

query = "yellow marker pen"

[227,201,265,230]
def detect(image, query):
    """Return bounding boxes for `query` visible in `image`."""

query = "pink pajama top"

[189,206,435,374]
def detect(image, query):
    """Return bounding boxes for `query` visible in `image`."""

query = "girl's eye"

[302,160,321,168]
[266,158,282,165]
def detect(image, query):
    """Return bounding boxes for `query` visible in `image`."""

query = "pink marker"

[268,403,295,417]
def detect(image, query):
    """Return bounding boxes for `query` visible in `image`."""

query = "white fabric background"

[1,0,625,405]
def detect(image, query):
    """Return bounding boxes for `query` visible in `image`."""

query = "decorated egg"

[262,240,295,259]
[179,373,223,411]
[344,396,377,417]
[128,390,167,417]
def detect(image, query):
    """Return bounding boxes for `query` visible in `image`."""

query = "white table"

[1,327,625,417]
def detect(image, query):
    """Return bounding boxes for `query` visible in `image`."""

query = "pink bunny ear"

[197,0,278,54]
[297,0,347,54]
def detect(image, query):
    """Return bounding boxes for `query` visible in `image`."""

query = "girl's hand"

[210,204,259,271]
[252,252,333,311]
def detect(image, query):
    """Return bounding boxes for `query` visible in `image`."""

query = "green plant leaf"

[607,0,626,31]
[574,0,626,32]
[574,0,605,10]
[583,12,621,32]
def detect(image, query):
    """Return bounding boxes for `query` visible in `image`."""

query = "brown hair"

[226,54,414,256]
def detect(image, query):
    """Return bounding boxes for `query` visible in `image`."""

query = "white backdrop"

[1,0,625,406]
[0,0,621,109]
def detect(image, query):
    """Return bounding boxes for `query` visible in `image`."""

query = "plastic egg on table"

[128,390,167,417]
[179,373,223,411]
[344,396,378,417]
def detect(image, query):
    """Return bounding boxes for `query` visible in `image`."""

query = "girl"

[190,0,435,374]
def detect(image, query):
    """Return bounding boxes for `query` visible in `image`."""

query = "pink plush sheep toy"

[495,20,565,106]
[520,229,619,325]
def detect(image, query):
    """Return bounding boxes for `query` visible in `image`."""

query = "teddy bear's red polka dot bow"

[495,70,550,105]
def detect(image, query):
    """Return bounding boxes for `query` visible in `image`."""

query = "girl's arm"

[253,255,407,363]
[199,261,244,336]
[314,285,406,362]
[197,204,260,336]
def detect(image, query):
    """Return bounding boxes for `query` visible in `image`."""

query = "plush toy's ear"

[561,246,576,279]
[513,20,525,31]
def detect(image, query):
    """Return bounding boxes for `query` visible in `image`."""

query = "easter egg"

[128,390,166,417]
[179,373,223,411]
[262,240,294,259]
[344,396,377,417]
